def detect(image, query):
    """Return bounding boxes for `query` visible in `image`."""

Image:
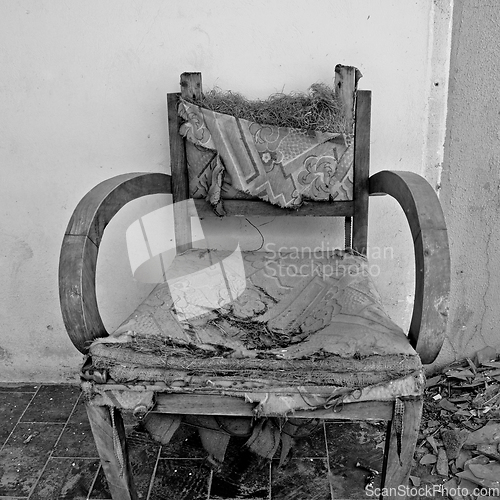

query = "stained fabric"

[93,249,416,359]
[178,100,354,214]
[88,249,423,415]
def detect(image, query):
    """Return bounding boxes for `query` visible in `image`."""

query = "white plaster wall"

[435,0,500,370]
[0,0,445,381]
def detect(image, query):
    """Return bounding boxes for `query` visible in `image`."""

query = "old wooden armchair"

[59,65,450,499]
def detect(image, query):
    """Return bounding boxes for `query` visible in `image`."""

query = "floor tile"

[128,427,162,497]
[29,457,99,500]
[21,385,79,423]
[326,421,386,500]
[87,466,111,500]
[271,458,331,500]
[0,392,34,445]
[285,420,327,459]
[53,420,98,459]
[88,425,160,500]
[160,423,206,459]
[53,398,98,458]
[65,396,89,426]
[0,387,402,500]
[149,459,210,500]
[0,422,64,497]
[209,439,270,499]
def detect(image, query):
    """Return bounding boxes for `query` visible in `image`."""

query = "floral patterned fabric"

[178,99,354,214]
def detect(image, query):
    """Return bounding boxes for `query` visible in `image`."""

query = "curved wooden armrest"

[59,172,172,353]
[369,170,450,364]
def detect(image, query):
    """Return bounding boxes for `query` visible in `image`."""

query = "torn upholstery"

[178,99,354,214]
[88,249,423,417]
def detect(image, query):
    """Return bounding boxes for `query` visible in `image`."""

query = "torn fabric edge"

[82,381,155,413]
[177,98,353,213]
[81,370,424,418]
[240,371,424,417]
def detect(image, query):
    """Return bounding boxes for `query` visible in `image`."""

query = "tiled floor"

[0,383,387,500]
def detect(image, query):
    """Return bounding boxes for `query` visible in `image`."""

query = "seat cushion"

[89,249,423,415]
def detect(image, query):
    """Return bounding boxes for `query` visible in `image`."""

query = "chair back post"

[334,64,359,131]
[334,65,369,255]
[352,90,371,256]
[167,72,203,252]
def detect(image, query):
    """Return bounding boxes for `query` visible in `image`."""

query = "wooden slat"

[59,235,105,353]
[369,170,450,363]
[154,393,393,420]
[167,91,191,253]
[411,229,450,361]
[180,71,202,101]
[86,404,138,500]
[167,92,189,208]
[59,172,172,353]
[171,72,204,254]
[370,171,447,234]
[191,198,355,218]
[334,64,362,132]
[383,398,423,499]
[66,172,171,247]
[352,90,371,255]
[334,65,366,252]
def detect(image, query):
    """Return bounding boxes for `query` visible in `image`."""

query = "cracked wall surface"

[435,0,500,369]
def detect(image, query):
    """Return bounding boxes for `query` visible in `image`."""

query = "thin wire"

[245,218,265,251]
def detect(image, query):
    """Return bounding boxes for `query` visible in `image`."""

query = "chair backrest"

[167,66,371,255]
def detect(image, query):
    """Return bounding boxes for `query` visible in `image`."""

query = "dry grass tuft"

[185,83,348,134]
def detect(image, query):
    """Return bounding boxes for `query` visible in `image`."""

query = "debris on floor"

[412,347,500,499]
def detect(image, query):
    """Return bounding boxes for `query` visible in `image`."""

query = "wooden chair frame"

[59,66,450,499]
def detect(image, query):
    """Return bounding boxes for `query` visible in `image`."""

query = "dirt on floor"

[411,346,500,500]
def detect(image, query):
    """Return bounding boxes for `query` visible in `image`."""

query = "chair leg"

[86,403,138,500]
[382,397,423,500]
